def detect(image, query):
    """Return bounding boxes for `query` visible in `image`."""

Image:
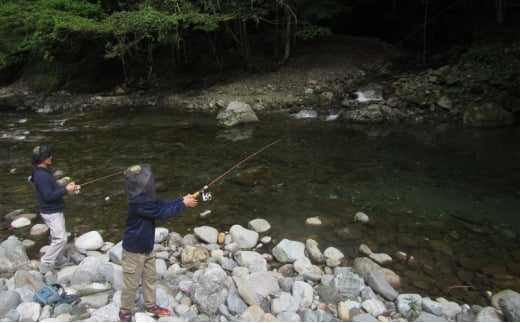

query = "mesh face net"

[123,164,158,203]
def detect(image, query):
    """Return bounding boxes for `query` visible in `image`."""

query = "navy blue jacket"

[122,198,186,253]
[31,167,68,214]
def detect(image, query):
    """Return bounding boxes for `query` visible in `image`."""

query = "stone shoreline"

[1,218,519,322]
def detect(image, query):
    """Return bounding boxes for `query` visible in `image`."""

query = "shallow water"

[1,107,519,305]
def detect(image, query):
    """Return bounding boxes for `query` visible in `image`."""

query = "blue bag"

[34,284,80,307]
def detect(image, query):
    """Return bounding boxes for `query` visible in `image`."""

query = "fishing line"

[194,138,283,201]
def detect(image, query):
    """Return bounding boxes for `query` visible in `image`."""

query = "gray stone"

[191,264,234,315]
[229,225,259,249]
[351,313,378,322]
[415,312,447,322]
[194,226,219,244]
[364,271,398,301]
[226,289,248,315]
[498,295,520,322]
[248,218,271,234]
[272,239,306,263]
[0,290,22,317]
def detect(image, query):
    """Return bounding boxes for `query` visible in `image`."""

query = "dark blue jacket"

[122,198,185,253]
[31,167,68,214]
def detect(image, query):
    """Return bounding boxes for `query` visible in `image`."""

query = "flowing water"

[1,107,519,305]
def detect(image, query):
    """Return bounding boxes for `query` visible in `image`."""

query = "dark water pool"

[1,107,519,305]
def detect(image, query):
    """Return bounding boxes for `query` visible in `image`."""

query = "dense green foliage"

[0,0,518,93]
[0,0,349,91]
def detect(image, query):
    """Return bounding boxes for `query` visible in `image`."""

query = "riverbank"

[1,217,519,322]
[1,36,518,128]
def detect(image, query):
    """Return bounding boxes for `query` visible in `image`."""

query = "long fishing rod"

[193,138,282,201]
[73,170,123,194]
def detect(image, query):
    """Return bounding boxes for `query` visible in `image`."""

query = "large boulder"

[463,103,514,127]
[216,101,259,127]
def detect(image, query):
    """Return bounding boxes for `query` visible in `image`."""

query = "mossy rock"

[463,102,514,127]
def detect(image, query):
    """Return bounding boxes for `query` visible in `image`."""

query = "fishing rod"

[73,170,123,194]
[193,138,282,201]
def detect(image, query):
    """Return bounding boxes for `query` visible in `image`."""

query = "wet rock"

[248,218,271,234]
[364,271,398,301]
[354,211,369,223]
[305,216,322,226]
[463,102,514,127]
[216,101,259,127]
[305,239,325,263]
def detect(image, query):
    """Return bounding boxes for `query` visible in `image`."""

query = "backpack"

[34,284,81,307]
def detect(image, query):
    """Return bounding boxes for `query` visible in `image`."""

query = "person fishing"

[119,163,198,322]
[30,144,78,273]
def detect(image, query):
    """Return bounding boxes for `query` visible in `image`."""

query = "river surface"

[1,107,519,305]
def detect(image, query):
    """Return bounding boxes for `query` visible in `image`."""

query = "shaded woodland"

[0,0,518,93]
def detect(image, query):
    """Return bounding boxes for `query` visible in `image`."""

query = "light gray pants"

[120,249,157,314]
[40,211,67,265]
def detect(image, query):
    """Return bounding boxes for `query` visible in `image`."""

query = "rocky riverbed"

[1,216,519,322]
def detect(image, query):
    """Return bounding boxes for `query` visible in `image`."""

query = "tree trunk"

[494,0,504,26]
[281,7,292,65]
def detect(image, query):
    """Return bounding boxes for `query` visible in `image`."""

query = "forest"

[0,0,518,93]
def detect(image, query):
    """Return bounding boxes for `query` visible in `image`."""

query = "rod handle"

[192,185,209,198]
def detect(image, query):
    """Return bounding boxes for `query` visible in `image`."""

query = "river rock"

[74,231,104,253]
[364,271,398,301]
[475,306,503,321]
[29,223,48,236]
[369,253,392,265]
[272,239,305,263]
[323,246,344,260]
[229,224,259,249]
[332,267,365,298]
[353,257,401,288]
[354,211,369,223]
[194,226,218,244]
[305,216,322,226]
[11,217,31,229]
[248,218,271,234]
[192,264,234,315]
[154,227,169,243]
[234,251,267,273]
[216,101,259,127]
[305,239,325,263]
[498,294,520,322]
[463,102,514,127]
[0,290,22,317]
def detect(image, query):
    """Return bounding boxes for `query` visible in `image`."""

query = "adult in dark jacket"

[30,145,78,273]
[119,164,198,322]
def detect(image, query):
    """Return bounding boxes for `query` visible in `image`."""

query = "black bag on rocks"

[34,283,81,307]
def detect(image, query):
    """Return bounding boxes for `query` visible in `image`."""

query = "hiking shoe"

[38,262,54,273]
[145,304,171,317]
[118,311,132,322]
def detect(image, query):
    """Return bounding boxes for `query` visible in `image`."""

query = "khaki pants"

[40,212,67,265]
[120,249,157,314]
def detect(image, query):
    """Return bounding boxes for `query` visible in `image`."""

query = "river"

[1,106,519,306]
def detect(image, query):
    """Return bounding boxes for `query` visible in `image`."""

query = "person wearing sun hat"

[118,163,198,322]
[30,144,78,273]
